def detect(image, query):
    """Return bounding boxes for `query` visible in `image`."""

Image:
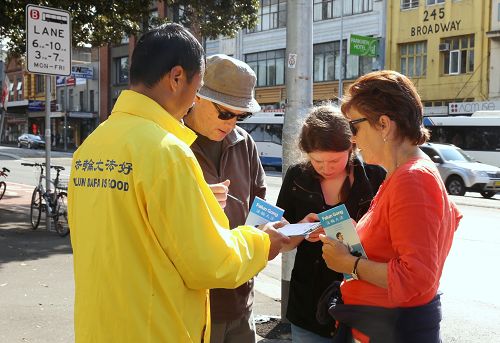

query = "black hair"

[130,23,204,87]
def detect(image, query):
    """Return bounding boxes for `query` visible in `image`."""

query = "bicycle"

[0,167,10,200]
[21,162,69,237]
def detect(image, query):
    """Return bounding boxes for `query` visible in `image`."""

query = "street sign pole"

[44,75,51,230]
[26,4,71,231]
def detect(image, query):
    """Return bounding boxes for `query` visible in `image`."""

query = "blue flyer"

[245,196,284,227]
[318,204,367,280]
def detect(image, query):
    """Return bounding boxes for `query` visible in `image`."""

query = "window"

[8,80,14,102]
[79,91,85,112]
[89,90,95,112]
[313,41,373,81]
[401,0,419,10]
[399,41,427,77]
[248,0,287,32]
[148,9,159,28]
[428,126,500,152]
[314,0,373,21]
[426,0,444,4]
[115,57,129,84]
[498,2,500,21]
[59,89,65,111]
[245,50,285,87]
[35,75,45,93]
[238,123,282,145]
[172,4,185,23]
[69,89,74,111]
[16,77,23,100]
[442,35,474,75]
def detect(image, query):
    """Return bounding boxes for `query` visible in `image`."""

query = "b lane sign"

[26,4,71,76]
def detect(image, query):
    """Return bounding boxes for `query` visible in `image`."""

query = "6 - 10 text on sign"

[26,4,72,76]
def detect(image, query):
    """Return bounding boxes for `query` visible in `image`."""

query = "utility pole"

[0,42,6,144]
[281,0,313,320]
[338,0,345,100]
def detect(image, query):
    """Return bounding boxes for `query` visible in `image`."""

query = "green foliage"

[0,0,259,57]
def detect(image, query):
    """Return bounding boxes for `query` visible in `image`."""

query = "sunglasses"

[349,118,368,136]
[213,103,253,121]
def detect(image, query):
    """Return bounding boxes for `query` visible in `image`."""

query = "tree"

[0,0,259,57]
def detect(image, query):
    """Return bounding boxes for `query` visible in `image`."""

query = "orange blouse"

[341,158,462,341]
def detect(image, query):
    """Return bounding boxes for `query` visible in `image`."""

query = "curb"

[449,195,500,210]
[0,152,22,160]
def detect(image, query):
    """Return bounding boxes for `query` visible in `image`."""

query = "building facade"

[206,0,386,109]
[98,1,172,119]
[2,46,99,149]
[3,58,36,144]
[487,0,500,100]
[53,47,99,149]
[386,0,491,110]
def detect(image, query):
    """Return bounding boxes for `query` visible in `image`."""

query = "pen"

[227,193,244,205]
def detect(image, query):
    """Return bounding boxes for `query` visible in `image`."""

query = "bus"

[424,112,500,167]
[238,112,284,169]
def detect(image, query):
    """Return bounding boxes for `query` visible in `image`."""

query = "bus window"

[239,123,283,145]
[428,126,500,151]
[263,124,282,145]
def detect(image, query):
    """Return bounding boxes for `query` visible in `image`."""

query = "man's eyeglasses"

[213,103,253,121]
[349,118,368,136]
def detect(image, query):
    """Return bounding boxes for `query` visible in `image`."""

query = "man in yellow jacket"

[68,23,290,342]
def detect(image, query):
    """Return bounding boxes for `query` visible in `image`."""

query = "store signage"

[28,99,57,112]
[410,7,462,37]
[71,65,93,79]
[449,101,500,114]
[56,75,76,86]
[26,4,71,76]
[28,100,45,111]
[348,34,378,57]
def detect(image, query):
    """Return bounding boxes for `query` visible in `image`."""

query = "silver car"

[420,143,500,199]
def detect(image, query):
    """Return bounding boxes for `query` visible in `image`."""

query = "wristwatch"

[351,257,362,280]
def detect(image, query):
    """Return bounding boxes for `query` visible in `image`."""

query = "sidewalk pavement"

[0,147,291,342]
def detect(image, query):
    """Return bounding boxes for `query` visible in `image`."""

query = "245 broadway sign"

[410,6,461,37]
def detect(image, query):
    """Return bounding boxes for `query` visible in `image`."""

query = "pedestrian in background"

[184,54,266,343]
[276,105,386,343]
[320,70,462,342]
[68,23,289,343]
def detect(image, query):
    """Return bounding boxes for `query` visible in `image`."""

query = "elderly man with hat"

[184,54,265,342]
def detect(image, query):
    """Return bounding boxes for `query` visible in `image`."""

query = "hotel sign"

[348,34,378,57]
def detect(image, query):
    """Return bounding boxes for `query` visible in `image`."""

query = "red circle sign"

[30,9,40,20]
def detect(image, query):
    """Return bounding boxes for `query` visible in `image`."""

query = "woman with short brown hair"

[320,71,462,343]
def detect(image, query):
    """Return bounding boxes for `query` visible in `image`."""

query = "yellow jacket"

[68,90,270,342]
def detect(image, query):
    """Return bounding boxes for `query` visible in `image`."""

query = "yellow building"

[386,0,490,107]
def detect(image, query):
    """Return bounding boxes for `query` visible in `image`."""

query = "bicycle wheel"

[0,181,6,200]
[30,188,43,230]
[54,192,69,237]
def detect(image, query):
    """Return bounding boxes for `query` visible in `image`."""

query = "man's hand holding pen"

[209,179,245,209]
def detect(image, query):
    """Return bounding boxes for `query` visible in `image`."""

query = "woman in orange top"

[320,70,462,343]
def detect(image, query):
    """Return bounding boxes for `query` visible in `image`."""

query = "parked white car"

[420,143,500,198]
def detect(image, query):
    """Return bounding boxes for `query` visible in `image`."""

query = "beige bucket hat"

[198,54,261,113]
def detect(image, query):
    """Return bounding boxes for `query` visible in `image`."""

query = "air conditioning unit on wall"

[439,43,450,52]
